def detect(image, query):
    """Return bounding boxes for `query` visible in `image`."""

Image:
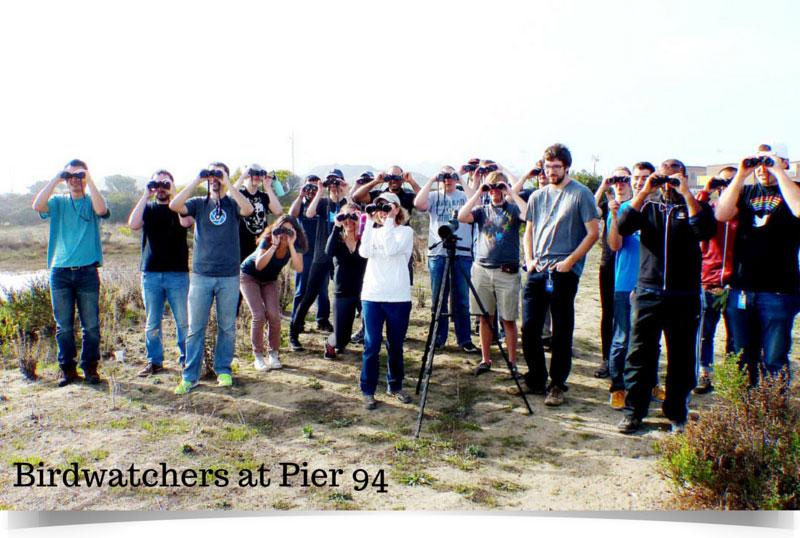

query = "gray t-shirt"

[471,202,522,267]
[185,196,242,277]
[426,190,473,258]
[525,180,598,276]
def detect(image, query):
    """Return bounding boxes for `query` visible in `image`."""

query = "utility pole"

[290,131,295,173]
[591,154,600,176]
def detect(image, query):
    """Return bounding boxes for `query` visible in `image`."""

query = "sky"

[1,0,799,193]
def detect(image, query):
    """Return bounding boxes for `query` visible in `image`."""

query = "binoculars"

[272,228,293,237]
[478,164,498,174]
[743,156,775,168]
[708,178,731,190]
[437,172,457,181]
[60,171,86,181]
[248,169,269,178]
[200,169,224,179]
[365,203,393,215]
[651,175,681,187]
[335,213,359,222]
[481,183,507,192]
[302,184,318,194]
[323,178,344,187]
[147,180,171,190]
[607,176,630,185]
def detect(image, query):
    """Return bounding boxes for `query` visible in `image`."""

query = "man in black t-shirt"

[716,143,800,385]
[128,170,195,377]
[235,164,283,261]
[351,165,420,217]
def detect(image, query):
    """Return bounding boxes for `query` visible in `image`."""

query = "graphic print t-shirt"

[238,189,272,260]
[731,183,800,293]
[184,196,242,277]
[471,202,522,267]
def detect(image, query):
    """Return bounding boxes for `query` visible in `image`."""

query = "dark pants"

[698,289,734,371]
[290,261,332,336]
[291,252,330,325]
[623,289,700,423]
[599,262,615,363]
[360,300,412,395]
[50,266,101,372]
[609,291,632,392]
[726,289,800,386]
[521,270,580,391]
[331,295,360,352]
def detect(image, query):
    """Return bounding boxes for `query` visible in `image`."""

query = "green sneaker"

[174,380,196,395]
[217,373,233,387]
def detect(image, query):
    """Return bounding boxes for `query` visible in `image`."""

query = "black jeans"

[623,288,700,423]
[521,270,580,391]
[290,261,332,337]
[332,295,360,351]
[599,262,615,363]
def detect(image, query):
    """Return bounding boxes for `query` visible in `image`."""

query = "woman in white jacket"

[358,192,415,410]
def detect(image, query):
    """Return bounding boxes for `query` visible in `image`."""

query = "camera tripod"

[414,227,533,439]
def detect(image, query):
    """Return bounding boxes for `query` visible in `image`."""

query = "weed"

[272,500,297,510]
[307,378,323,390]
[302,424,314,439]
[220,425,258,443]
[465,445,487,458]
[393,471,435,487]
[489,479,527,493]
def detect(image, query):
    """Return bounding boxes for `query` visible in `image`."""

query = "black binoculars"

[651,175,681,187]
[335,213,359,222]
[323,178,344,187]
[708,178,731,190]
[60,171,86,181]
[607,176,631,185]
[147,180,171,190]
[743,156,775,168]
[481,183,507,192]
[365,203,393,214]
[200,169,224,179]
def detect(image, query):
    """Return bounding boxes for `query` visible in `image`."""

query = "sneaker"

[57,368,83,387]
[289,336,304,352]
[461,342,480,354]
[387,389,412,404]
[268,351,282,370]
[217,373,233,387]
[652,385,666,402]
[693,374,713,395]
[509,363,522,380]
[324,342,336,360]
[609,389,625,410]
[83,365,101,385]
[670,421,686,434]
[617,415,642,434]
[544,386,565,406]
[350,328,364,344]
[594,361,610,378]
[474,361,492,376]
[137,363,164,377]
[316,320,334,332]
[174,379,197,395]
[363,394,377,410]
[252,353,268,372]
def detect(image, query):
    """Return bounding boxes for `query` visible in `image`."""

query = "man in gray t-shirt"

[521,144,599,406]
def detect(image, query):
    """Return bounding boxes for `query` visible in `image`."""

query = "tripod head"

[434,210,470,254]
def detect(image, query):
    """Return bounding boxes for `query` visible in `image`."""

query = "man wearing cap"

[289,169,348,350]
[352,165,421,216]
[716,143,800,386]
[289,174,332,333]
[33,159,110,387]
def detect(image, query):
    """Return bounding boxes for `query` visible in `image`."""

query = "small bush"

[657,353,800,509]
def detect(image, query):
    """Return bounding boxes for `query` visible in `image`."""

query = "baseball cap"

[327,168,344,180]
[767,142,789,160]
[374,192,401,206]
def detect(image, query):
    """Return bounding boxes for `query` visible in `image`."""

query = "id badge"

[737,291,747,310]
[545,272,554,293]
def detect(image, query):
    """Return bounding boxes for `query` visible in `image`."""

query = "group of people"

[33,141,800,431]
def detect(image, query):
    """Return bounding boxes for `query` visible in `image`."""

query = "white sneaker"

[253,353,268,372]
[268,351,282,370]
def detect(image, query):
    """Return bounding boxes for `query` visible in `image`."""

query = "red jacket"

[696,190,738,289]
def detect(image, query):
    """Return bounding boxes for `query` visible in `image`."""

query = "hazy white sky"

[1,0,798,192]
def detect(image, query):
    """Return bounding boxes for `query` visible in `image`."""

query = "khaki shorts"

[470,264,520,321]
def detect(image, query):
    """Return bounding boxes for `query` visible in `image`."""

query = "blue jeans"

[183,274,240,383]
[292,251,330,323]
[429,255,473,347]
[50,266,101,371]
[609,291,632,392]
[142,271,189,366]
[360,301,412,396]
[697,289,734,371]
[726,289,800,385]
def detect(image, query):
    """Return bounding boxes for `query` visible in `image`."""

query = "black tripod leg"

[455,263,533,415]
[416,256,451,395]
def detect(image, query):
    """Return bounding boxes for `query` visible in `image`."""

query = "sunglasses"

[248,169,268,178]
[336,213,360,222]
[60,171,86,181]
[481,183,507,192]
[365,203,393,215]
[200,169,224,179]
[147,180,172,190]
[478,164,498,174]
[607,176,631,185]
[437,172,457,181]
[384,174,403,181]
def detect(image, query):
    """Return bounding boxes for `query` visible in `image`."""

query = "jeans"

[429,255,473,347]
[698,289,734,371]
[142,271,189,366]
[240,273,281,354]
[50,266,101,371]
[521,270,580,391]
[292,251,330,324]
[360,300,412,396]
[183,273,240,383]
[623,289,700,423]
[291,261,332,335]
[608,291,632,392]
[726,289,800,385]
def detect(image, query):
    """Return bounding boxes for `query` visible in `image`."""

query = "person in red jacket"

[694,166,738,394]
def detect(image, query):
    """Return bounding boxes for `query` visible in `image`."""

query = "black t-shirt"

[141,202,189,272]
[298,197,318,256]
[240,239,291,282]
[239,189,272,260]
[731,183,800,293]
[598,199,616,267]
[368,188,416,215]
[312,198,347,264]
[324,228,367,297]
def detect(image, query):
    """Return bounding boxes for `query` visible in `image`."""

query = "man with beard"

[235,164,283,261]
[170,162,254,394]
[616,159,715,433]
[715,144,800,386]
[128,170,194,376]
[521,144,599,406]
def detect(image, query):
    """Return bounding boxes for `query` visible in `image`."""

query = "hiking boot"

[57,367,83,387]
[174,379,198,395]
[350,328,364,344]
[83,365,101,385]
[610,389,625,410]
[267,351,282,370]
[137,363,164,377]
[594,360,610,378]
[324,342,336,360]
[316,320,334,332]
[474,361,491,376]
[217,373,233,387]
[289,335,304,352]
[252,353,268,372]
[461,342,480,354]
[544,386,565,406]
[693,374,713,395]
[617,415,642,434]
[387,389,412,404]
[363,394,377,410]
[652,385,666,402]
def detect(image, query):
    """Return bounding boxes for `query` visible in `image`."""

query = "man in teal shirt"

[33,159,109,386]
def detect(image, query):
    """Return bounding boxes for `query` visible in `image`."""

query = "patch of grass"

[326,492,357,510]
[272,500,297,510]
[219,425,258,443]
[489,479,527,493]
[302,424,314,439]
[139,418,191,436]
[499,436,526,448]
[576,432,600,441]
[108,417,131,429]
[7,454,44,467]
[329,417,357,428]
[465,444,487,458]
[392,471,435,487]
[357,431,400,444]
[89,449,110,461]
[451,484,497,506]
[443,454,480,471]
[307,378,323,390]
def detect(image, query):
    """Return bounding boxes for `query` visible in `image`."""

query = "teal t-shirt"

[609,200,640,293]
[40,194,110,268]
